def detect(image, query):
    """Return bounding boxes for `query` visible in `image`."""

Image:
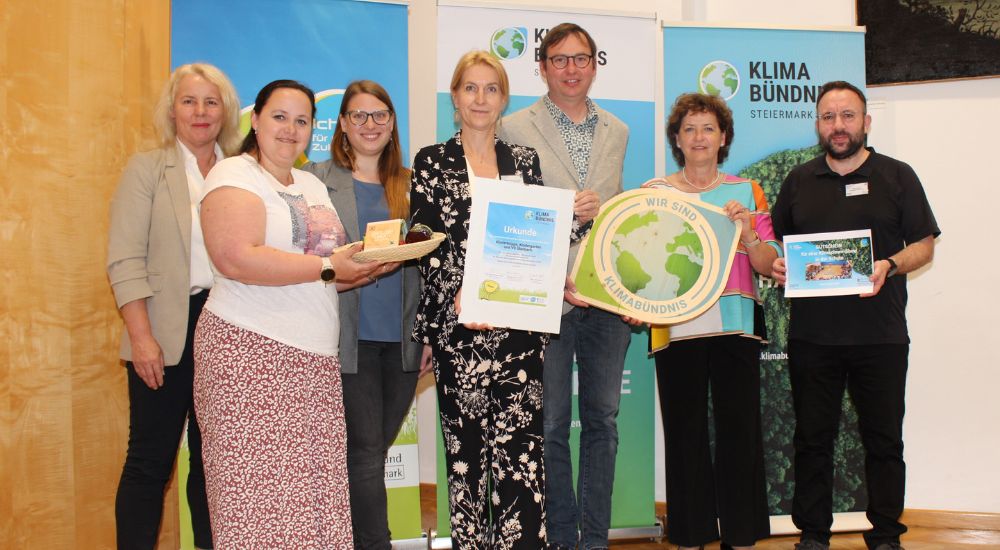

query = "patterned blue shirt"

[543,94,599,188]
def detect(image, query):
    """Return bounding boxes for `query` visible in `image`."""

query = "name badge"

[845,182,869,197]
[500,174,524,183]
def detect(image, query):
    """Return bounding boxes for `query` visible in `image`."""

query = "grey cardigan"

[302,160,422,373]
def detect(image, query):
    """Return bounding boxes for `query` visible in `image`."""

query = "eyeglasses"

[818,110,860,124]
[547,54,593,69]
[346,109,392,126]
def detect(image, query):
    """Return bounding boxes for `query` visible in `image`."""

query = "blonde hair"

[449,50,510,110]
[152,63,242,156]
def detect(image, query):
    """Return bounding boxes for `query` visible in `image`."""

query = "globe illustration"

[699,60,740,100]
[491,27,527,60]
[609,211,704,300]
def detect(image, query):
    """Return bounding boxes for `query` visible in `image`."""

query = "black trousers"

[342,340,418,550]
[433,325,547,550]
[789,339,908,549]
[656,335,770,547]
[115,291,212,549]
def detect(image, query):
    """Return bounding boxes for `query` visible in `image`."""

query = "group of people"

[107,20,938,550]
[108,68,410,549]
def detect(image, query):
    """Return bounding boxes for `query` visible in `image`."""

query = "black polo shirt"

[771,148,940,345]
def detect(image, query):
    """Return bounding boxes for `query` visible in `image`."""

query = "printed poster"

[784,230,874,297]
[663,22,869,524]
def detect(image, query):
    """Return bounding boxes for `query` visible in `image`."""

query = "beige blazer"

[500,97,629,311]
[107,144,195,365]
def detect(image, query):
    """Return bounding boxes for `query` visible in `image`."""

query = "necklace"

[682,167,723,190]
[464,146,496,167]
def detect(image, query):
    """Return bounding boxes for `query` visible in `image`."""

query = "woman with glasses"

[410,51,596,549]
[302,80,420,550]
[643,93,777,550]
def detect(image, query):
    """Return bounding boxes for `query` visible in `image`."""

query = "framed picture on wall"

[858,0,1000,85]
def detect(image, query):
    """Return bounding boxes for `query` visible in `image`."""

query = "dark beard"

[820,131,865,160]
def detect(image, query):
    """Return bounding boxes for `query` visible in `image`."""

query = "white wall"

[409,0,1000,514]
[868,78,1000,513]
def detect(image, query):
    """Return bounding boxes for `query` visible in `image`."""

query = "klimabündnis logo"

[698,60,740,100]
[490,27,528,60]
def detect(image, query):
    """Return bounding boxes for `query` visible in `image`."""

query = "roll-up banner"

[436,2,658,540]
[172,1,418,547]
[662,22,869,532]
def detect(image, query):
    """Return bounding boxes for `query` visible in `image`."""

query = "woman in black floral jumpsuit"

[410,51,591,550]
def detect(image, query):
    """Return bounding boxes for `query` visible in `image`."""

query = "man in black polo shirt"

[770,80,940,550]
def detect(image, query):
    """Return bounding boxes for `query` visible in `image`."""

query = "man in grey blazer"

[499,23,631,550]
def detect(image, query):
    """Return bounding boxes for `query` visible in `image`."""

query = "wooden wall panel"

[1,1,171,548]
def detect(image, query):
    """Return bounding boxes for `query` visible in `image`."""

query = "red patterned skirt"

[193,310,352,549]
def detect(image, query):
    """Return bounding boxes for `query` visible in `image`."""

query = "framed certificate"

[783,229,874,297]
[459,177,575,333]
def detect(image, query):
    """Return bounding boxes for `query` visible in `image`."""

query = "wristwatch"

[885,257,898,278]
[320,257,336,284]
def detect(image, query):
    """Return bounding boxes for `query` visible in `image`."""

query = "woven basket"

[338,232,446,262]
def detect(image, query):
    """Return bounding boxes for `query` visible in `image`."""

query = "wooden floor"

[604,531,1000,549]
[419,485,1000,549]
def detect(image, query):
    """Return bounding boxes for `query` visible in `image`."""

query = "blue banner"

[663,23,868,520]
[663,25,864,174]
[173,0,409,164]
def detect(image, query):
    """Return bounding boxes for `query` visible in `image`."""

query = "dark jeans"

[543,307,631,549]
[342,341,418,550]
[789,339,908,550]
[656,335,770,547]
[116,291,212,549]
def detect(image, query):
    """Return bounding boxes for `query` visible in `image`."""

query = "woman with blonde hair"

[107,62,240,550]
[410,51,596,549]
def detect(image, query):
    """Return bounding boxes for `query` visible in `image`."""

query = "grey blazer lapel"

[164,145,193,259]
[586,112,612,188]
[529,99,580,189]
[325,165,361,242]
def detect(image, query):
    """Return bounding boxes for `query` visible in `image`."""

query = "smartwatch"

[320,257,336,284]
[885,258,898,278]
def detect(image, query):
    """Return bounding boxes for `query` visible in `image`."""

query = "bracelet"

[741,231,761,247]
[367,275,377,283]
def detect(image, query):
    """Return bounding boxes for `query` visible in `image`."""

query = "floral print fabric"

[411,133,582,549]
[193,311,352,549]
[433,326,546,549]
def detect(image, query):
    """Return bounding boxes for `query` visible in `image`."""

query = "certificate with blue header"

[459,177,574,333]
[783,230,874,297]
